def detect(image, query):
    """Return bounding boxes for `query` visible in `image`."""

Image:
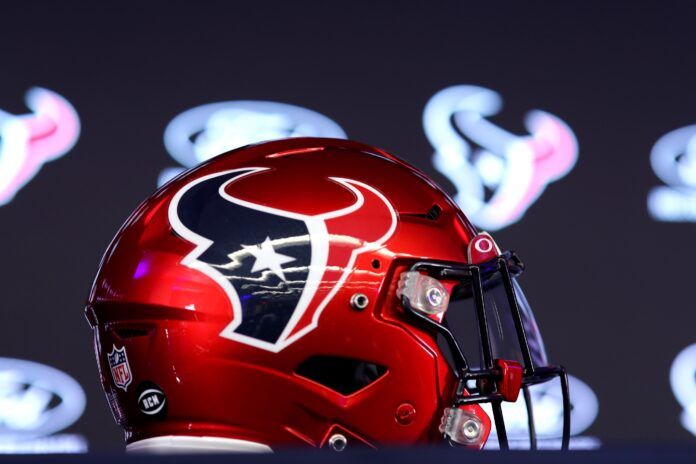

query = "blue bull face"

[168,168,397,352]
[173,169,312,345]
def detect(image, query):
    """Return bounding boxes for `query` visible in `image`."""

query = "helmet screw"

[350,293,369,311]
[462,418,481,440]
[328,433,347,452]
[395,403,416,425]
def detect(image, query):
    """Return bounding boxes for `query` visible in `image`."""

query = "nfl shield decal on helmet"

[108,345,132,391]
[168,167,396,352]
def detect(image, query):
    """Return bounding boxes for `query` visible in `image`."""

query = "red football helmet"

[86,138,569,452]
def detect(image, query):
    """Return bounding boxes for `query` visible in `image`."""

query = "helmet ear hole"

[295,356,387,395]
[354,361,382,386]
[111,325,153,340]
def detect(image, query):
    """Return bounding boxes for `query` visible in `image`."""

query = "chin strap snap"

[440,404,491,449]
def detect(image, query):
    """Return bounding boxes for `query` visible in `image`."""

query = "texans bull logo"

[168,168,396,352]
[0,88,80,206]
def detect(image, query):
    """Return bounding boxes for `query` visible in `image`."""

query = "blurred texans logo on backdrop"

[159,101,347,186]
[647,125,696,221]
[670,343,696,436]
[0,88,80,206]
[423,85,578,231]
[169,168,396,352]
[0,357,87,452]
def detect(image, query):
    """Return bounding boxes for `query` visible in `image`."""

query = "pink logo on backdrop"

[423,85,578,231]
[0,88,80,206]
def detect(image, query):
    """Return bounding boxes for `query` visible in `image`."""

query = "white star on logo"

[243,237,296,282]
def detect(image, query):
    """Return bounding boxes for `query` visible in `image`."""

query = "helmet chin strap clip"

[495,358,523,402]
[442,358,522,448]
[440,405,490,448]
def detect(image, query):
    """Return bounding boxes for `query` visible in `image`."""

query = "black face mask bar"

[400,252,570,451]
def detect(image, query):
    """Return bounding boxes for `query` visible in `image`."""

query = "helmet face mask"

[86,138,569,452]
[399,250,570,450]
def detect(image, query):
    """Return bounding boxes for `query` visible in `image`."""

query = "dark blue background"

[1,0,694,450]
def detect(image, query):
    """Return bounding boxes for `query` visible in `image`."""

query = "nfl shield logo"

[108,345,132,391]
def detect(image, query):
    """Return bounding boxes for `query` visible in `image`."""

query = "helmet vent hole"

[113,327,151,339]
[426,204,442,220]
[295,356,387,395]
[371,259,381,269]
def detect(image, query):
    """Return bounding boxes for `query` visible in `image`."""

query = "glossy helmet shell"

[86,137,486,449]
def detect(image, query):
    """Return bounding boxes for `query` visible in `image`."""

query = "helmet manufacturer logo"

[0,87,80,206]
[136,382,167,418]
[107,345,132,391]
[647,124,696,221]
[160,101,346,185]
[423,85,578,230]
[169,168,396,352]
